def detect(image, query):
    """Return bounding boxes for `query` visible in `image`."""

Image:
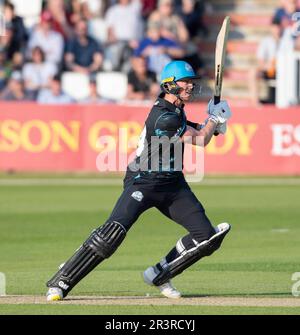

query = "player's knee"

[205,226,217,241]
[191,226,216,245]
[85,221,127,259]
[192,223,230,256]
[205,223,231,255]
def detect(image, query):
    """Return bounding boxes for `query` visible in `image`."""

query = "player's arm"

[184,99,232,147]
[184,120,217,147]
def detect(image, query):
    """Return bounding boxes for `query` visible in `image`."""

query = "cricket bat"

[214,16,230,135]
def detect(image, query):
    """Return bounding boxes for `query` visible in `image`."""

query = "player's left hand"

[207,99,232,124]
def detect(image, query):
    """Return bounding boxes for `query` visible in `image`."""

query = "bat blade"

[214,16,230,104]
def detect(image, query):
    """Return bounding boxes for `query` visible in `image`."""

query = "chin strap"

[161,81,180,96]
[174,95,184,106]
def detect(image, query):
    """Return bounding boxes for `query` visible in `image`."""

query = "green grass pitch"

[0,174,300,315]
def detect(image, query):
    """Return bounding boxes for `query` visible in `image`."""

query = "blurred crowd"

[0,0,209,104]
[256,0,300,105]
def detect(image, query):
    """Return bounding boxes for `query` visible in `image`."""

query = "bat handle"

[213,95,220,136]
[214,95,221,104]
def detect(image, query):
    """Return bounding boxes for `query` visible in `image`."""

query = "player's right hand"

[207,99,232,124]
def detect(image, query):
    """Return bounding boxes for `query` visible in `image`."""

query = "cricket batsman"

[46,60,232,301]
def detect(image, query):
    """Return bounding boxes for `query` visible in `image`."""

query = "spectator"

[27,10,64,66]
[273,0,297,29]
[22,47,58,98]
[176,0,205,73]
[0,50,10,91]
[10,51,24,72]
[3,1,28,54]
[134,21,184,77]
[104,0,144,71]
[126,55,159,100]
[66,0,105,24]
[80,77,114,104]
[148,0,189,44]
[0,71,34,101]
[0,23,16,60]
[140,0,157,20]
[0,22,25,76]
[65,19,103,74]
[255,18,282,103]
[66,0,87,26]
[45,0,74,38]
[177,0,207,38]
[81,0,107,18]
[37,74,74,104]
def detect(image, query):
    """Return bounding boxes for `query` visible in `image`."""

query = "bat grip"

[213,95,220,136]
[214,95,221,104]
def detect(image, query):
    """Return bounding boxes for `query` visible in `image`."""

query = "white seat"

[10,0,42,29]
[88,18,108,44]
[96,72,128,101]
[10,0,42,17]
[61,72,90,101]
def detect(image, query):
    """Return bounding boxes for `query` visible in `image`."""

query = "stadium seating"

[201,0,278,105]
[3,0,280,106]
[61,72,90,101]
[96,72,128,101]
[10,0,42,29]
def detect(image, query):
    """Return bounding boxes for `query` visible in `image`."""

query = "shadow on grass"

[64,291,291,302]
[183,292,290,298]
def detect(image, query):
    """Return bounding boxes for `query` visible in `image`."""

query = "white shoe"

[157,281,181,299]
[46,287,63,301]
[215,222,231,234]
[143,266,181,299]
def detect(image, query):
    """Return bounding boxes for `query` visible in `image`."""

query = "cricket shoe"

[143,266,181,299]
[46,287,63,301]
[215,222,231,234]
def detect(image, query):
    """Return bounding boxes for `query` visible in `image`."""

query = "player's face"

[176,80,194,101]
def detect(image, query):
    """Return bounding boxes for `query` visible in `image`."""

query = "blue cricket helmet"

[160,60,200,84]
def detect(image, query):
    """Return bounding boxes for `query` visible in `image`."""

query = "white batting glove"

[204,118,227,135]
[207,99,232,125]
[215,122,227,135]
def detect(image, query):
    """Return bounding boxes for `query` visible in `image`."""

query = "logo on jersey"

[131,191,144,202]
[175,108,181,115]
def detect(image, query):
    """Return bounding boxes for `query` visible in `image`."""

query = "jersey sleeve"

[186,120,202,130]
[186,120,200,130]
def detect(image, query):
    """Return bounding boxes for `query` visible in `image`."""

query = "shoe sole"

[142,271,181,299]
[47,294,63,302]
[160,292,181,299]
